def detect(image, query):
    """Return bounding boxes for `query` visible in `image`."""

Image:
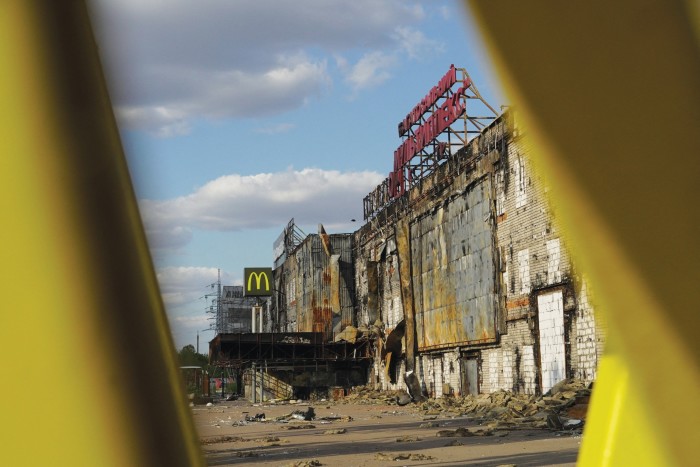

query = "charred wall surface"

[412,176,498,350]
[354,110,606,397]
[219,286,258,333]
[273,233,355,340]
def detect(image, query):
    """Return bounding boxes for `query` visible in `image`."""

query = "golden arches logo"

[247,272,269,291]
[244,268,272,296]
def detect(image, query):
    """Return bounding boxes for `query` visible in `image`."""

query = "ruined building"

[211,67,605,400]
[218,286,258,333]
[353,110,604,397]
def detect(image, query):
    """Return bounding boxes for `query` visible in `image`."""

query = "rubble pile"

[419,378,591,431]
[375,452,435,462]
[338,386,406,405]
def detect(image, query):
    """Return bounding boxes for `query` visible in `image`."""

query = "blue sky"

[89,0,506,352]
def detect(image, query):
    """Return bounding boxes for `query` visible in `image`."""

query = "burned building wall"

[488,130,605,395]
[411,178,498,351]
[354,227,409,391]
[219,286,258,333]
[273,233,355,340]
[354,110,605,397]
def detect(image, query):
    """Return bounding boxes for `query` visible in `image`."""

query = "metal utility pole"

[204,268,223,333]
[216,268,221,331]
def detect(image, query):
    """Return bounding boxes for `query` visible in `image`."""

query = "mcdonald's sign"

[244,268,272,296]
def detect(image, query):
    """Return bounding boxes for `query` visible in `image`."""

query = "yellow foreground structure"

[0,2,203,466]
[468,0,700,465]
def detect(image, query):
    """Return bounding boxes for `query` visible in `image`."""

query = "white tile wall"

[514,155,527,208]
[521,345,537,395]
[502,347,514,391]
[574,278,600,383]
[546,238,562,284]
[518,249,531,295]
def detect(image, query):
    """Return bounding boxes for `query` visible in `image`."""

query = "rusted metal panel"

[330,253,341,318]
[396,218,417,373]
[413,177,498,351]
[275,233,355,340]
[333,235,356,330]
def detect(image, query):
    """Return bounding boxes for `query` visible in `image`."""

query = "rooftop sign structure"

[273,218,307,269]
[363,65,498,220]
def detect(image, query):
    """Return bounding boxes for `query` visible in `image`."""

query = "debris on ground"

[396,389,412,406]
[281,424,316,430]
[200,435,243,445]
[276,407,316,422]
[395,436,420,442]
[244,412,266,422]
[293,407,316,421]
[286,460,322,467]
[417,378,591,433]
[419,421,441,428]
[322,428,347,435]
[436,427,494,437]
[338,386,410,405]
[316,415,353,422]
[200,435,281,445]
[250,436,280,443]
[228,451,258,458]
[375,452,435,461]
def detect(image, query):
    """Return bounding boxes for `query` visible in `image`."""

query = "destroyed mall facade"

[210,66,605,400]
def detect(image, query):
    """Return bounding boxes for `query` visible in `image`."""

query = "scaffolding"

[203,270,261,334]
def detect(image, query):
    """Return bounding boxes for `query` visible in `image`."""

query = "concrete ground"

[193,398,582,466]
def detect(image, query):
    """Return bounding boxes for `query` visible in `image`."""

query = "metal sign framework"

[363,65,498,220]
[273,218,307,269]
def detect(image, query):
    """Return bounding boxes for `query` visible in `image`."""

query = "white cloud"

[140,168,385,253]
[345,51,397,92]
[116,57,330,135]
[336,25,444,94]
[156,266,231,309]
[155,266,241,349]
[145,225,193,252]
[90,0,430,136]
[392,26,445,60]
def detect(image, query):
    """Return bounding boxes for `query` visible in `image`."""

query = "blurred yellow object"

[467,0,700,465]
[0,2,203,465]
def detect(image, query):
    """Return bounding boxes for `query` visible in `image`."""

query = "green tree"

[177,344,208,367]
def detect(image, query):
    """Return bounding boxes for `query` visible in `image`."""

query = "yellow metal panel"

[0,2,203,465]
[467,0,700,464]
